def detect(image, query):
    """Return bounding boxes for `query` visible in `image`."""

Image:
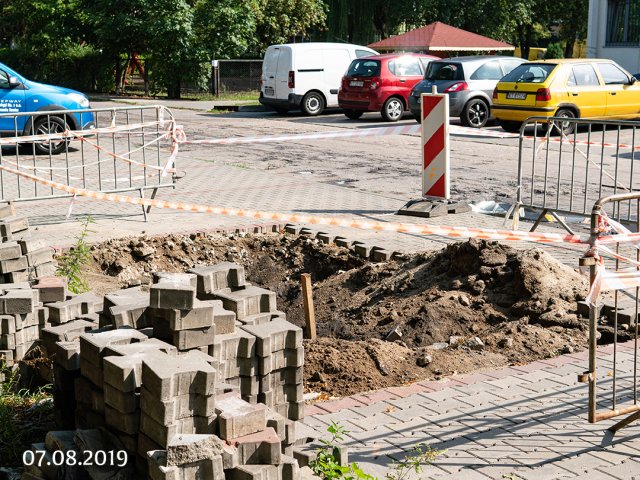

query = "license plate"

[349,80,364,87]
[264,86,274,96]
[506,91,527,100]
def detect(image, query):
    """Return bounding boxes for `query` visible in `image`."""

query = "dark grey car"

[408,56,526,128]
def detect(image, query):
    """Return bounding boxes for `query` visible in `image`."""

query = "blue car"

[0,62,94,154]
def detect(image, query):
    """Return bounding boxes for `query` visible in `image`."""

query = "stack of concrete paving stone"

[0,282,49,370]
[0,204,56,283]
[187,263,305,420]
[25,261,313,479]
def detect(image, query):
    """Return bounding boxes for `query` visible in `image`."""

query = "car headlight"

[68,93,90,108]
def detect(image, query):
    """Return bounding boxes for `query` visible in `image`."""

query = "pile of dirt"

[87,233,593,398]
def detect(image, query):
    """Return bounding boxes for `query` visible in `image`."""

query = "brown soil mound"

[88,233,593,398]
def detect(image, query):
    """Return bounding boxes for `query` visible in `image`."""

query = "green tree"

[254,0,327,52]
[545,42,564,59]
[554,0,588,57]
[193,0,259,60]
[82,0,155,93]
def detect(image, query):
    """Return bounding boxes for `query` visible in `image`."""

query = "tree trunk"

[114,58,122,95]
[564,35,576,58]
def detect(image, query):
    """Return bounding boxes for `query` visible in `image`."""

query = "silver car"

[408,56,526,128]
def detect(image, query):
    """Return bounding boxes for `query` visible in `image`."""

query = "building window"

[607,0,640,45]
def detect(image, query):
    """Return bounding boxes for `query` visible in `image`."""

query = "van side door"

[322,48,351,107]
[0,68,26,134]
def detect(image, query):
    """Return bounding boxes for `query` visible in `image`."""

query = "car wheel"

[301,92,324,116]
[498,120,522,133]
[344,109,364,120]
[550,108,577,136]
[33,116,69,155]
[381,97,404,122]
[461,99,489,128]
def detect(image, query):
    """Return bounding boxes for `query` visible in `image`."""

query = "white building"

[587,0,640,74]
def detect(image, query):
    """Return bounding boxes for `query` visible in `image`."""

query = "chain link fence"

[218,60,262,93]
[121,59,263,96]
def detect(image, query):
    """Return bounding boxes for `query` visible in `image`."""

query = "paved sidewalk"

[300,342,640,479]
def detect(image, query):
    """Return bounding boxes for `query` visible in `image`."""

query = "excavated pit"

[88,232,601,398]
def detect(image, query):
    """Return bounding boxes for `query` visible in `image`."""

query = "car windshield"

[346,60,381,77]
[501,63,556,83]
[424,62,464,81]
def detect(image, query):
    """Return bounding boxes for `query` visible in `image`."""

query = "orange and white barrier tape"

[0,120,165,146]
[183,124,422,145]
[0,161,590,246]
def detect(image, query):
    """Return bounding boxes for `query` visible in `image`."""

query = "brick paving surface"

[302,341,640,479]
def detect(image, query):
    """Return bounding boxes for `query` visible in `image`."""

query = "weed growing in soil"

[56,215,95,293]
[310,422,443,480]
[386,443,444,480]
[0,366,54,466]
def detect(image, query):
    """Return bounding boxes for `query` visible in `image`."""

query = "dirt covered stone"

[87,233,591,398]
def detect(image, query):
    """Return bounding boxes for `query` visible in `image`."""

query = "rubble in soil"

[88,232,595,398]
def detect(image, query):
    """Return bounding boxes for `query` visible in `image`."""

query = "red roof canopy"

[369,22,514,52]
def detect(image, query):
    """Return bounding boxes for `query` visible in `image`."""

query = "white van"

[259,42,378,116]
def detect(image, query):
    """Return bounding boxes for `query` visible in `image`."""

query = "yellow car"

[492,58,640,134]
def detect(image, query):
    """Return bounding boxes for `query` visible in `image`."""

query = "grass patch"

[0,365,54,467]
[187,91,260,102]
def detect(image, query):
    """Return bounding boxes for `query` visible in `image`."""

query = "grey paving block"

[103,381,139,413]
[108,301,150,329]
[228,427,281,465]
[79,328,149,367]
[18,237,48,254]
[53,340,81,370]
[0,255,28,273]
[141,350,216,401]
[41,319,97,353]
[213,285,277,320]
[189,262,246,293]
[140,386,216,425]
[166,433,225,466]
[241,319,303,357]
[1,289,36,314]
[150,274,197,310]
[215,392,267,440]
[140,412,215,448]
[33,276,67,303]
[0,241,22,260]
[104,404,140,434]
[25,247,53,267]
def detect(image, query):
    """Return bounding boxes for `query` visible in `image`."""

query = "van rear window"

[425,62,464,81]
[346,60,381,77]
[501,63,556,83]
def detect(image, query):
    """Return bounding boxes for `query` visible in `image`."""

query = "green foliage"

[0,365,53,467]
[255,0,327,49]
[310,422,443,480]
[386,443,444,480]
[55,215,94,293]
[545,42,564,59]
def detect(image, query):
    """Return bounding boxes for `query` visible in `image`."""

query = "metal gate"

[0,105,178,220]
[580,192,640,432]
[511,116,640,234]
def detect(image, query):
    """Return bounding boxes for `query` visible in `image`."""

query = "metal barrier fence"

[0,105,178,220]
[512,116,640,234]
[580,192,640,432]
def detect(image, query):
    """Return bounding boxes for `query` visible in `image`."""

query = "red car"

[338,53,439,122]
